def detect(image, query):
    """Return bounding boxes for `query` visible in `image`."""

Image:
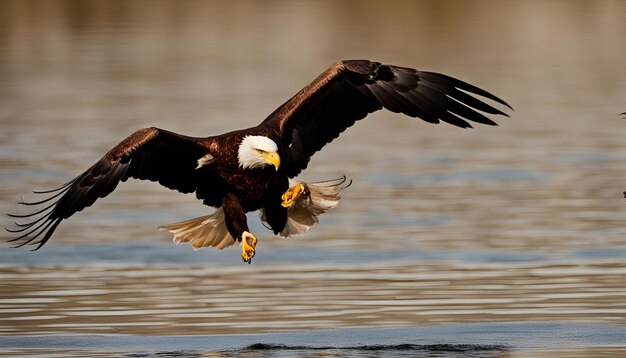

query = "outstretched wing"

[7,127,213,250]
[261,59,513,177]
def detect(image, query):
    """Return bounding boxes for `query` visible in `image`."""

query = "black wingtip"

[499,99,514,112]
[32,177,78,194]
[420,71,514,112]
[484,90,513,112]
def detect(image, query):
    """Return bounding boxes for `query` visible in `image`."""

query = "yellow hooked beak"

[261,151,281,171]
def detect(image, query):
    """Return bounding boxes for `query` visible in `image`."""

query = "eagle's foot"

[281,183,305,208]
[241,231,257,264]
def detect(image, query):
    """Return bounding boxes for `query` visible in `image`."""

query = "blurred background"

[1,0,626,356]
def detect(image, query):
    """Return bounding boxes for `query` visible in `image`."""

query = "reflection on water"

[1,254,626,335]
[1,0,626,357]
[2,346,510,358]
[2,323,626,357]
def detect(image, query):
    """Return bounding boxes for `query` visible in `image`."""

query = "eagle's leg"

[241,231,257,264]
[281,183,305,208]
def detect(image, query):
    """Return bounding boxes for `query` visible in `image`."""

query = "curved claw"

[281,183,305,208]
[241,231,257,264]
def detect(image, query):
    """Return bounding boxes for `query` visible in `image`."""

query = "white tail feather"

[162,177,350,251]
[261,176,350,237]
[159,208,235,250]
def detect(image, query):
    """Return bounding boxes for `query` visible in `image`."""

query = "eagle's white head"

[238,135,280,171]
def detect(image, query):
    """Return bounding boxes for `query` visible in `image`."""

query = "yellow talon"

[241,231,257,264]
[281,183,305,208]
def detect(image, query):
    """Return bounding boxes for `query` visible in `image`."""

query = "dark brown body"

[202,128,290,241]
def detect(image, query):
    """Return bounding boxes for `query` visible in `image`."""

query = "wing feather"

[261,59,512,177]
[7,127,214,250]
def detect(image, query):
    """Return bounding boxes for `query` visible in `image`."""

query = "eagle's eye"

[256,149,266,154]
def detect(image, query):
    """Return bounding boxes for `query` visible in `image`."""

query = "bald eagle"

[8,60,511,263]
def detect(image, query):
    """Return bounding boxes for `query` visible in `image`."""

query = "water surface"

[1,0,626,356]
